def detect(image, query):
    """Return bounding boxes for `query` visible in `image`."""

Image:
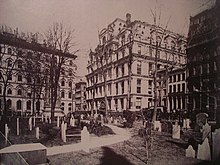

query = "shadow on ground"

[166,139,188,149]
[100,146,134,165]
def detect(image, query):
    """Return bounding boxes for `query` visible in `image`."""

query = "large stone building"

[86,14,186,113]
[186,1,220,124]
[0,29,77,116]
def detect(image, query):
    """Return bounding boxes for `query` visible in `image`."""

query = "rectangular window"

[137,79,141,93]
[182,73,185,81]
[178,74,181,81]
[121,65,124,76]
[121,81,124,94]
[178,84,180,92]
[138,45,141,54]
[116,83,118,95]
[169,76,172,83]
[169,85,172,93]
[18,75,22,82]
[173,75,176,82]
[137,62,141,74]
[136,97,142,109]
[116,67,119,77]
[173,85,176,93]
[182,83,185,92]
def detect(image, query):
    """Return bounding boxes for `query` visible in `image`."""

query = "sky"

[0,0,215,77]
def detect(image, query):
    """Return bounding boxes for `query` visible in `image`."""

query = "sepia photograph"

[0,0,219,164]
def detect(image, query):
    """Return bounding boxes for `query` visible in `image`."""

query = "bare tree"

[44,23,78,122]
[0,33,21,123]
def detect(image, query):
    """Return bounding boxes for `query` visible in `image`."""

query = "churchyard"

[0,112,220,165]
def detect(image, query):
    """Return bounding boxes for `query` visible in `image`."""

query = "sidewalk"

[47,124,131,156]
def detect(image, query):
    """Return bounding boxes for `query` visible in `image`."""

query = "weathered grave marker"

[186,145,195,158]
[81,126,90,152]
[17,118,19,136]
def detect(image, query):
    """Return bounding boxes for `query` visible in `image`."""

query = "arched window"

[61,80,65,86]
[17,60,22,69]
[69,81,72,88]
[61,91,65,98]
[17,89,22,95]
[68,92,72,99]
[7,48,12,54]
[7,88,12,95]
[7,99,12,109]
[68,103,72,111]
[17,100,22,110]
[27,100,31,110]
[69,69,73,76]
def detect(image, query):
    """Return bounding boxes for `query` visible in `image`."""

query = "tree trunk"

[152,42,159,122]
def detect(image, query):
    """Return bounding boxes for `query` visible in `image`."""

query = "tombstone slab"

[186,145,195,158]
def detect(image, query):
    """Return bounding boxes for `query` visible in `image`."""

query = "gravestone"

[5,124,8,144]
[29,117,32,131]
[17,118,19,136]
[197,138,211,161]
[33,116,35,127]
[212,128,220,161]
[172,122,180,139]
[36,127,39,139]
[70,115,75,127]
[186,145,195,158]
[63,123,67,143]
[41,114,43,122]
[61,121,64,141]
[154,121,161,132]
[81,126,90,152]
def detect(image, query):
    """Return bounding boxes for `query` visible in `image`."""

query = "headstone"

[61,121,64,141]
[41,114,43,122]
[80,114,84,120]
[172,122,180,139]
[17,118,19,136]
[29,117,32,131]
[5,124,8,144]
[197,138,211,161]
[81,126,90,152]
[49,117,51,124]
[212,128,220,161]
[36,127,39,139]
[57,116,60,127]
[186,145,195,158]
[63,123,67,143]
[110,117,113,123]
[94,113,98,119]
[33,116,36,127]
[154,121,161,132]
[70,115,75,127]
[186,119,190,129]
[114,119,118,125]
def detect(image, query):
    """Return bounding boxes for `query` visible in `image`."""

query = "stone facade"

[86,14,186,112]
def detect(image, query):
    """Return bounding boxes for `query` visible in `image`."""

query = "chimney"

[126,13,131,27]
